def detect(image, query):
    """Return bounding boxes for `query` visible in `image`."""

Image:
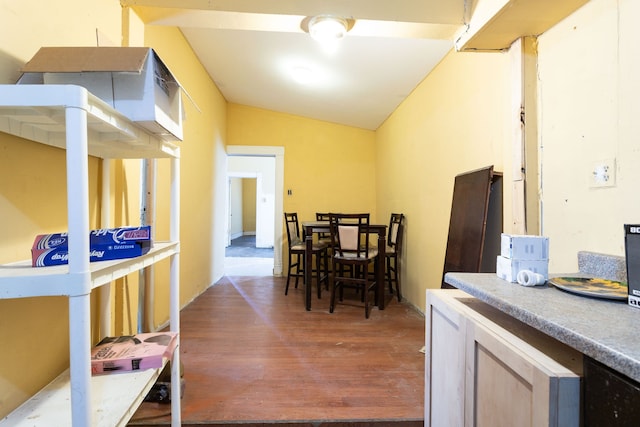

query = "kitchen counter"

[444,272,640,383]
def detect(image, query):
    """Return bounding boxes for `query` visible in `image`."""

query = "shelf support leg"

[170,154,181,426]
[65,101,92,426]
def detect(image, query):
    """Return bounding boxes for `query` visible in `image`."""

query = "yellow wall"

[376,0,637,311]
[0,1,227,417]
[243,178,257,232]
[376,49,511,310]
[142,24,228,321]
[538,0,640,271]
[0,0,124,415]
[227,104,377,263]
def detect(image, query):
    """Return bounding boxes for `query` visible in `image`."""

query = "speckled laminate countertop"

[444,272,640,383]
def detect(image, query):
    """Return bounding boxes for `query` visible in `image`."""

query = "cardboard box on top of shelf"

[17,47,183,141]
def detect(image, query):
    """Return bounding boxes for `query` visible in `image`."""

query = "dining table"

[301,220,388,312]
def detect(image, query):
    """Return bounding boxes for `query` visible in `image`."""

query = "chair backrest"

[388,213,405,249]
[329,213,371,258]
[284,212,302,247]
[316,212,331,239]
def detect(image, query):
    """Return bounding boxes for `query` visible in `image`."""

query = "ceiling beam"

[121,0,465,25]
[132,7,459,40]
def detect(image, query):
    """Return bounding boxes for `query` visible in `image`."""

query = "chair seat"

[318,236,332,245]
[291,242,329,252]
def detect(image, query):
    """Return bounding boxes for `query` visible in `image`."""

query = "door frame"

[226,145,284,276]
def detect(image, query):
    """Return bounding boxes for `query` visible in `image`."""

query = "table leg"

[305,234,312,311]
[377,232,386,309]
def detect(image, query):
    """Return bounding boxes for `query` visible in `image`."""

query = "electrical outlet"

[590,158,616,188]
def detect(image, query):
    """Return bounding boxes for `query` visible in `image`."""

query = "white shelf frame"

[0,84,181,426]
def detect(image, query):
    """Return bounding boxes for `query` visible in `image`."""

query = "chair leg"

[315,251,322,299]
[329,263,337,313]
[338,265,345,301]
[364,275,370,319]
[294,253,304,289]
[395,259,402,302]
[322,249,329,291]
[386,256,393,294]
[386,255,402,302]
[286,251,307,295]
[285,251,293,295]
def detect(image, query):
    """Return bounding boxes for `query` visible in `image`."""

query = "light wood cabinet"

[425,289,582,427]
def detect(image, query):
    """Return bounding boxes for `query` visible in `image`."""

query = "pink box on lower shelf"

[31,226,152,267]
[91,332,178,375]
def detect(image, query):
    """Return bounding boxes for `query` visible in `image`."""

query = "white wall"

[538,0,640,272]
[229,177,244,239]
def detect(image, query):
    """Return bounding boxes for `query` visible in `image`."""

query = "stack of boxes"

[496,233,549,282]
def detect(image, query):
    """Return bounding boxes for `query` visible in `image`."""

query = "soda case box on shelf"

[31,226,152,267]
[17,46,183,141]
[91,331,178,375]
[624,224,640,309]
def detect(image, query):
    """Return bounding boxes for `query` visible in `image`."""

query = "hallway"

[224,235,274,276]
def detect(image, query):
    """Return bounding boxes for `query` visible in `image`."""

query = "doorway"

[225,174,273,276]
[225,146,284,276]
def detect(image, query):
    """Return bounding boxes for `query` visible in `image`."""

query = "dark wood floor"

[128,275,425,427]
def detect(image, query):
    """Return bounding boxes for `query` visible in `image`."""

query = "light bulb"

[308,16,348,43]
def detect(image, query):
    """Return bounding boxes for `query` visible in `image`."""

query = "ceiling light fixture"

[301,15,355,45]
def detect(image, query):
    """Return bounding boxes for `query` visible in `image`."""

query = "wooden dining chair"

[385,213,404,302]
[328,213,379,318]
[315,212,333,290]
[315,212,332,246]
[284,212,329,298]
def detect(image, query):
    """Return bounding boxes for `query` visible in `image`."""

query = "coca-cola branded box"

[31,226,152,267]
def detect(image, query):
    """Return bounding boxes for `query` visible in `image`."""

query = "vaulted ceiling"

[124,0,589,130]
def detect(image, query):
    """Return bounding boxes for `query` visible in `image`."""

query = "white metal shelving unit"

[0,84,181,426]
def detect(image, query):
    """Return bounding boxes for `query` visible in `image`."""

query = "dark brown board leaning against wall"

[442,165,503,288]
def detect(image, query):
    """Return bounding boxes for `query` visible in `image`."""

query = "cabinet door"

[426,289,581,427]
[584,356,640,426]
[465,319,581,427]
[425,291,467,427]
